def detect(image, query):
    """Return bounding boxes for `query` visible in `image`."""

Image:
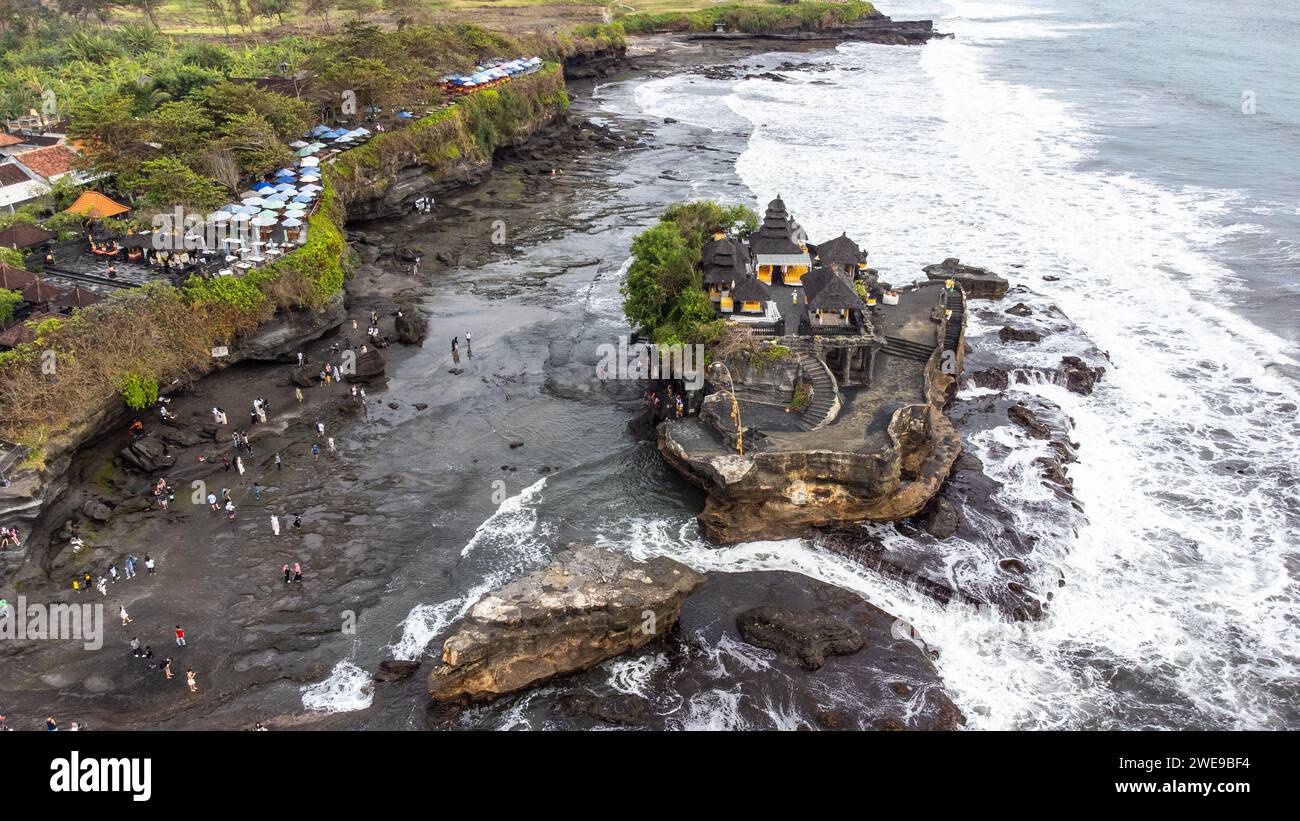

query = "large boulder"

[428,546,706,703]
[924,257,1009,300]
[119,435,173,473]
[1060,356,1105,395]
[394,306,428,346]
[80,498,113,523]
[344,348,386,383]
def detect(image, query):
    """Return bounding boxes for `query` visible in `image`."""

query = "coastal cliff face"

[330,65,575,222]
[0,65,582,552]
[659,399,961,544]
[0,292,346,569]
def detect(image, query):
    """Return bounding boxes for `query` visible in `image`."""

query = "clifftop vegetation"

[622,201,757,347]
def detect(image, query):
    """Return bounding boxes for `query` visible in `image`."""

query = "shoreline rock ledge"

[428,546,706,703]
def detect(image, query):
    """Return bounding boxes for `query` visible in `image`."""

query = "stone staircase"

[788,338,841,431]
[882,335,935,363]
[943,287,965,355]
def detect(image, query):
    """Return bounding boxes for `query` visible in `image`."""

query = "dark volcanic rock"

[394,306,428,346]
[1060,356,1106,395]
[159,427,208,449]
[373,659,421,682]
[345,348,386,383]
[119,436,173,473]
[921,496,961,539]
[1008,403,1051,439]
[969,367,1010,391]
[551,693,652,727]
[736,605,865,670]
[679,571,965,730]
[290,365,317,388]
[1006,303,1033,317]
[999,326,1044,343]
[924,257,1009,300]
[428,546,706,703]
[80,498,112,523]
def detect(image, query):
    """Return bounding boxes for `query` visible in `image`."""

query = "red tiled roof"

[14,144,78,179]
[0,133,22,148]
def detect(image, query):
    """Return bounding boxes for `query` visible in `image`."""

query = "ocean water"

[625,0,1300,729]
[305,0,1299,729]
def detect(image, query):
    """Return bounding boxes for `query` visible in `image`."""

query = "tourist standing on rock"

[315,421,325,438]
[163,658,173,680]
[236,456,245,476]
[271,514,280,536]
[293,563,302,584]
[222,455,231,472]
[82,572,92,589]
[225,500,236,519]
[327,437,336,453]
[125,555,137,579]
[295,386,304,403]
[174,626,186,647]
[108,564,118,583]
[282,563,291,584]
[208,492,218,511]
[186,670,198,693]
[274,452,282,471]
[297,351,305,366]
[293,514,302,529]
[311,443,321,463]
[212,407,222,425]
[252,482,262,500]
[96,576,107,596]
[130,637,141,657]
[119,606,132,626]
[141,645,153,661]
[145,555,155,575]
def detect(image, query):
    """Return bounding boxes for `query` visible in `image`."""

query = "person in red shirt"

[175,626,186,647]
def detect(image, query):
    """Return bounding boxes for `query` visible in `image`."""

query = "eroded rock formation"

[428,546,706,703]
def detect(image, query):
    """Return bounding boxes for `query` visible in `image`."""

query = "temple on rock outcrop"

[657,197,969,544]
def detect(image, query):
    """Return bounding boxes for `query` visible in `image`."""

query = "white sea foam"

[606,653,670,697]
[300,659,374,714]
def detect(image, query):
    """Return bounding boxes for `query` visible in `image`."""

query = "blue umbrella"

[274,183,297,193]
[252,182,273,191]
[292,195,314,204]
[275,168,297,177]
